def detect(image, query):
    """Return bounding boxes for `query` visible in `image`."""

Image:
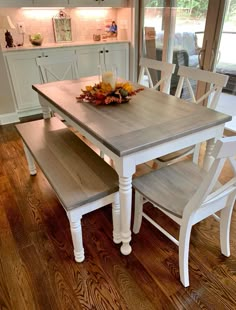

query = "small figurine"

[109,21,117,37]
[5,30,14,48]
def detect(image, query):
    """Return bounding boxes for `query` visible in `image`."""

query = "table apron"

[39,95,224,175]
[132,124,224,165]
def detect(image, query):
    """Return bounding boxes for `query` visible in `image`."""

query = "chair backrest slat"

[185,137,236,215]
[175,65,229,109]
[177,65,228,86]
[138,57,176,93]
[36,54,79,83]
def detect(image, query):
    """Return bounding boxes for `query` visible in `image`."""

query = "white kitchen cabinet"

[76,42,129,80]
[68,0,127,7]
[38,48,76,82]
[0,0,127,7]
[0,0,69,7]
[4,48,76,117]
[4,50,42,117]
[32,0,69,6]
[0,0,33,7]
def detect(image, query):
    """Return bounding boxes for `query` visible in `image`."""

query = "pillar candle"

[102,71,116,89]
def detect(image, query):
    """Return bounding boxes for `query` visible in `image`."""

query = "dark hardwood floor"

[0,122,236,310]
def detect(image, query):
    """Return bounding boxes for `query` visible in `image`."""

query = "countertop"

[1,39,129,53]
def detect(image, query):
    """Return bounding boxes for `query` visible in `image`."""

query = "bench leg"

[23,143,37,176]
[112,192,121,244]
[68,214,85,263]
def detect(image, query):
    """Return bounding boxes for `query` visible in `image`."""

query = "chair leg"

[112,192,121,244]
[220,192,236,257]
[179,220,193,287]
[68,214,85,263]
[192,143,201,165]
[133,191,144,234]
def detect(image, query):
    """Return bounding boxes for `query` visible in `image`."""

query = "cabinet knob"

[37,56,41,58]
[105,50,109,53]
[100,50,103,54]
[45,55,48,57]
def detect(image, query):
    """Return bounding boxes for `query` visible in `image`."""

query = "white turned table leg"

[119,175,132,255]
[112,192,121,244]
[42,106,52,119]
[39,95,52,119]
[203,138,215,171]
[23,143,37,175]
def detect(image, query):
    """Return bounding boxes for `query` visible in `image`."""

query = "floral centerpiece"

[76,81,144,105]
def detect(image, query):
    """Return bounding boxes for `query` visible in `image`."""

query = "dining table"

[32,76,232,256]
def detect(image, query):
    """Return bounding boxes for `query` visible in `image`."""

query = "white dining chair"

[36,53,79,120]
[133,136,236,287]
[138,57,176,93]
[36,54,79,83]
[154,65,229,168]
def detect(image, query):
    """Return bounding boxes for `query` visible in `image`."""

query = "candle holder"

[98,64,117,90]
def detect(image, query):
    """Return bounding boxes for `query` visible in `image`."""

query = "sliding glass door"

[140,0,228,98]
[215,1,236,95]
[213,1,236,123]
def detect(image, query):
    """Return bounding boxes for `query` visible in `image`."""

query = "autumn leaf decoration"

[76,82,144,105]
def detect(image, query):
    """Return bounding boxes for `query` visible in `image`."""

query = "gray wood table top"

[33,77,232,157]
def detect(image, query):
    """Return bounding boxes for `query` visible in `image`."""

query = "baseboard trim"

[0,107,43,125]
[17,107,42,119]
[0,112,19,125]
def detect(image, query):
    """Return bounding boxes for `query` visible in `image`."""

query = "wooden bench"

[15,117,120,262]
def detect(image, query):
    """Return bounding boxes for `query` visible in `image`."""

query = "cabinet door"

[100,0,127,7]
[76,43,129,80]
[76,45,102,78]
[33,0,68,6]
[68,0,127,7]
[104,43,129,79]
[40,48,77,82]
[5,51,42,115]
[68,0,97,6]
[0,0,32,7]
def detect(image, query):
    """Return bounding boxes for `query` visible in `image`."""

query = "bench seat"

[15,117,120,262]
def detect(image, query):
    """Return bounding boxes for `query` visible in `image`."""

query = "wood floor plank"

[0,188,38,310]
[97,207,178,310]
[0,259,12,310]
[1,175,32,250]
[130,217,236,309]
[81,213,157,310]
[31,230,83,310]
[19,244,56,310]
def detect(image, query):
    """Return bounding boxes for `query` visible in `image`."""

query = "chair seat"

[134,161,223,218]
[133,161,208,218]
[157,146,194,163]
